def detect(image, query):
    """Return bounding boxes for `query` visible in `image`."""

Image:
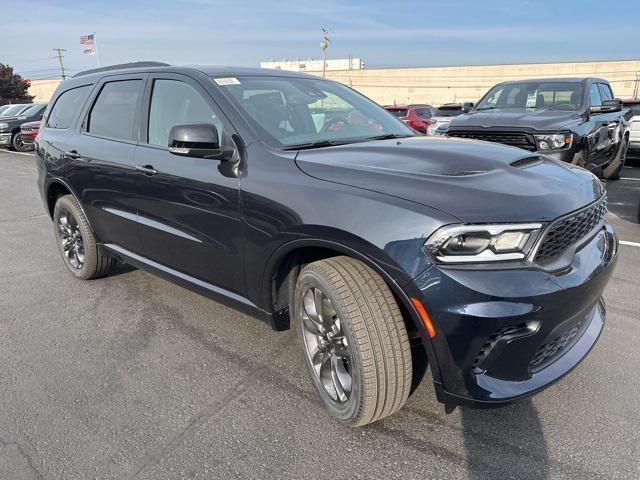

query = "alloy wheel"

[56,209,85,269]
[300,286,353,403]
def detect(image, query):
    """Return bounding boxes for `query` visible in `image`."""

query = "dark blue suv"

[35,63,618,426]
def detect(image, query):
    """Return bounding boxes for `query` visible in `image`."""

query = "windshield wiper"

[281,139,355,150]
[476,106,497,111]
[364,133,413,141]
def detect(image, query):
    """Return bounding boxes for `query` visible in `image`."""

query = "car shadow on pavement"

[460,399,549,480]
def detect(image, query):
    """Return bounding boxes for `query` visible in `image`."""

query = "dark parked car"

[0,103,47,151]
[36,63,618,426]
[0,103,31,119]
[383,104,435,133]
[441,78,629,180]
[622,98,640,158]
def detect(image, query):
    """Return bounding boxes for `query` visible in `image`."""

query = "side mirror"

[462,102,474,113]
[168,123,234,161]
[591,99,622,114]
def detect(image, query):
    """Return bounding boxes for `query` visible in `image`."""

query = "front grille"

[535,197,607,263]
[447,130,536,151]
[529,319,584,372]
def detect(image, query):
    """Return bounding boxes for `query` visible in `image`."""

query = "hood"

[295,137,603,223]
[448,108,581,131]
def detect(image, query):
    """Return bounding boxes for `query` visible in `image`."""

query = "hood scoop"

[511,156,544,169]
[439,170,487,176]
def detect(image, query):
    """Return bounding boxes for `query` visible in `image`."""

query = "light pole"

[320,27,330,77]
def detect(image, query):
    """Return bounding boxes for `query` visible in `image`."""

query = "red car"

[384,104,435,133]
[20,120,40,149]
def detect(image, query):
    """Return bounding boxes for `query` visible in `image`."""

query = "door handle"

[65,150,81,159]
[135,164,158,175]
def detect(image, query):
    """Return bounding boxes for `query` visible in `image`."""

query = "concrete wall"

[28,78,62,103]
[28,59,640,106]
[309,59,640,106]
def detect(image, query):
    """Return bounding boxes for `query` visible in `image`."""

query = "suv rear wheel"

[294,256,412,426]
[53,195,115,279]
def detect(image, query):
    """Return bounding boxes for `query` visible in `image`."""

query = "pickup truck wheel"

[603,137,628,181]
[53,195,115,280]
[294,256,412,426]
[11,132,31,152]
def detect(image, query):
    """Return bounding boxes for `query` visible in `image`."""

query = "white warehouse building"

[260,58,364,72]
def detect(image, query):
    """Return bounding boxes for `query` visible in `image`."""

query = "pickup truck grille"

[535,196,607,263]
[447,130,536,151]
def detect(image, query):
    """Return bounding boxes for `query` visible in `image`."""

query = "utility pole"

[320,28,330,77]
[53,48,67,80]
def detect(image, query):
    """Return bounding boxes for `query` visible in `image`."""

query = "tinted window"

[415,108,433,119]
[1,104,27,116]
[88,80,141,141]
[19,104,46,117]
[387,108,408,117]
[598,83,613,102]
[148,79,222,147]
[47,86,91,129]
[477,82,583,110]
[589,84,602,107]
[435,106,463,117]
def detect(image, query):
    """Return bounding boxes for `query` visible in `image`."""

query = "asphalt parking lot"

[1,149,639,480]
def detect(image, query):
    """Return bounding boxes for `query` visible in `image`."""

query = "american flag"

[80,34,95,45]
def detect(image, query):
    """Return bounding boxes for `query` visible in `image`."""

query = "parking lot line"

[620,177,640,181]
[1,150,34,156]
[620,240,640,248]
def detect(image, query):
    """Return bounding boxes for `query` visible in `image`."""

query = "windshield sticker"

[526,92,538,108]
[214,77,241,86]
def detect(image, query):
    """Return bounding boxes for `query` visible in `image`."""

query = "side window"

[148,79,223,147]
[589,84,602,107]
[46,85,91,129]
[88,80,142,141]
[598,83,613,102]
[416,108,432,119]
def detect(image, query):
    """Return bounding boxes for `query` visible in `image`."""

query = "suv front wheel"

[294,256,412,426]
[53,195,115,279]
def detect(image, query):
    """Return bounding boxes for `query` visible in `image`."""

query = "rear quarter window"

[46,85,92,129]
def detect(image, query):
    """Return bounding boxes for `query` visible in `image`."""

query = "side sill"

[102,243,273,326]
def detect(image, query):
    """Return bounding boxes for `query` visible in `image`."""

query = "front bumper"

[0,132,11,146]
[413,222,618,407]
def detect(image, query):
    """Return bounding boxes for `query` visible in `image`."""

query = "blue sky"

[3,0,639,79]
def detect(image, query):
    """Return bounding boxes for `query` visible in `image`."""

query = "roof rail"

[73,61,170,78]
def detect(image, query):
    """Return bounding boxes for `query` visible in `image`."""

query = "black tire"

[294,256,412,426]
[53,195,115,280]
[603,137,628,181]
[11,132,32,152]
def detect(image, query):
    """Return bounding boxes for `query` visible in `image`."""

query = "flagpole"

[93,32,101,67]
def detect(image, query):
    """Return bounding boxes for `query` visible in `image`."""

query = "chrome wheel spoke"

[300,285,353,405]
[56,209,85,270]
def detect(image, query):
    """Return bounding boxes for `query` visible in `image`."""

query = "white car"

[426,103,467,135]
[624,99,640,155]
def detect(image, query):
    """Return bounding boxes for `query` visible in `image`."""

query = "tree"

[0,63,34,106]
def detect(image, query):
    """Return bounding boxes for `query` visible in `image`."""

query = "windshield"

[386,108,408,118]
[19,104,44,117]
[476,81,584,111]
[1,104,27,116]
[435,106,463,117]
[214,75,414,148]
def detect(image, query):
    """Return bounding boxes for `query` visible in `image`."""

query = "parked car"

[426,103,467,135]
[0,103,47,151]
[0,103,31,119]
[0,104,13,115]
[37,63,617,426]
[19,120,41,150]
[622,98,640,158]
[441,78,629,180]
[383,104,435,133]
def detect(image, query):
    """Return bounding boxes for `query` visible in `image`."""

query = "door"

[68,75,146,253]
[132,74,245,295]
[585,82,617,169]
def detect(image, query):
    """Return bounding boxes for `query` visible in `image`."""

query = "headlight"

[424,223,543,264]
[0,122,8,132]
[534,133,572,150]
